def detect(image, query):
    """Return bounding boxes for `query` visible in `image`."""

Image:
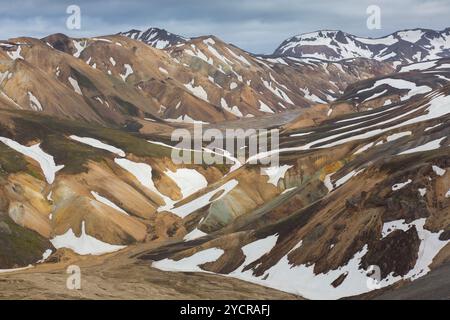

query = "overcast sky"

[0,0,449,54]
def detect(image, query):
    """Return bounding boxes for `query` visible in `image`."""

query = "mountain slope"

[0,59,448,299]
[138,65,450,299]
[0,28,449,300]
[0,33,393,126]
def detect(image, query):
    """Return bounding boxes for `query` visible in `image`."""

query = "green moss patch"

[0,215,53,269]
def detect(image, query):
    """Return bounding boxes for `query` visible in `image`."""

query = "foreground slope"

[141,68,450,299]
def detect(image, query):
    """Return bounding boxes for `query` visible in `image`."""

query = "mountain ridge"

[118,27,188,49]
[274,27,450,66]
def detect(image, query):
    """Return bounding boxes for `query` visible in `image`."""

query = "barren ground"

[0,243,301,300]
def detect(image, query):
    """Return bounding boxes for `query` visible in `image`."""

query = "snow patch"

[392,179,412,191]
[114,158,175,212]
[258,100,274,114]
[91,191,129,216]
[27,92,43,111]
[184,80,209,103]
[398,137,445,155]
[51,221,126,255]
[183,228,207,241]
[68,77,82,95]
[120,64,133,81]
[152,248,224,272]
[432,165,446,176]
[0,137,63,184]
[170,179,238,218]
[261,165,293,186]
[69,135,125,157]
[164,168,208,198]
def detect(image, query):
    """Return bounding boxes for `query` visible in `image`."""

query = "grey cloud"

[0,0,449,53]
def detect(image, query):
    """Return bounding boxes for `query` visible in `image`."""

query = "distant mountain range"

[120,27,450,68]
[274,28,450,66]
[0,31,390,129]
[118,27,188,49]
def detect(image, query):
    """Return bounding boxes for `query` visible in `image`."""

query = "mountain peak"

[118,27,188,49]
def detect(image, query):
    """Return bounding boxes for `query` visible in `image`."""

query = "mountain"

[140,63,450,300]
[118,27,188,49]
[0,55,448,299]
[0,26,449,300]
[0,33,392,128]
[274,28,450,67]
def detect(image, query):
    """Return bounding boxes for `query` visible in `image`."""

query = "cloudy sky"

[0,0,449,53]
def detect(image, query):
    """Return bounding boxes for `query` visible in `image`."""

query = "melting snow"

[153,248,224,272]
[397,30,424,43]
[238,235,279,266]
[68,77,82,95]
[424,123,442,132]
[37,249,53,263]
[69,135,125,157]
[183,228,208,241]
[354,142,375,155]
[386,131,412,142]
[225,48,251,66]
[400,60,437,72]
[51,221,126,255]
[91,191,129,216]
[0,265,33,273]
[261,77,294,104]
[261,165,293,186]
[418,188,427,197]
[392,179,412,191]
[221,98,243,117]
[27,92,43,111]
[358,78,432,101]
[114,158,175,212]
[153,214,449,300]
[184,80,209,103]
[432,165,446,176]
[381,218,449,281]
[300,88,325,104]
[170,179,238,218]
[120,64,134,81]
[398,137,445,155]
[290,132,313,138]
[258,100,274,113]
[0,137,63,184]
[364,89,388,102]
[164,168,208,198]
[334,169,365,188]
[166,115,209,124]
[7,46,23,60]
[323,173,335,192]
[281,187,297,194]
[72,40,86,58]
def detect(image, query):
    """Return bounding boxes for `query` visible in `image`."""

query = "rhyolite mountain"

[0,26,449,300]
[274,28,450,67]
[143,62,450,300]
[0,32,392,128]
[118,27,189,49]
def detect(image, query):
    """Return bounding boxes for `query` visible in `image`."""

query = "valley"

[0,25,449,300]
